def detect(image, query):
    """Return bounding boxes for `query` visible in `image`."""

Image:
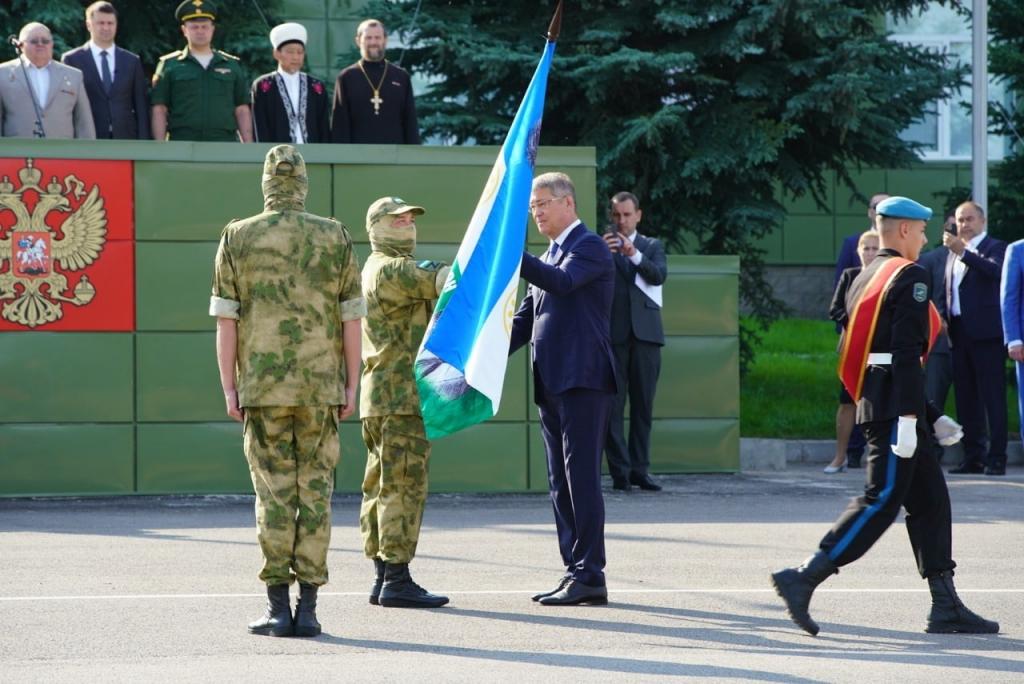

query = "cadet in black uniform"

[770,196,999,636]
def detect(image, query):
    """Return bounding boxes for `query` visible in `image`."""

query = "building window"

[888,4,1011,161]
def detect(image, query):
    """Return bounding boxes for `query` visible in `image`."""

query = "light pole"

[972,0,988,209]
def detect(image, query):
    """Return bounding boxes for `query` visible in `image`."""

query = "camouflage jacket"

[360,250,448,417]
[211,205,364,408]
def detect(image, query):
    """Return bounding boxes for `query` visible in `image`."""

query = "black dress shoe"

[629,473,662,491]
[949,462,985,474]
[611,478,631,491]
[531,574,571,602]
[984,465,1006,476]
[538,580,608,606]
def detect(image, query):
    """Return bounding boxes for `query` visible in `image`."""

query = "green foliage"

[989,0,1024,244]
[741,318,1020,438]
[740,318,838,438]
[364,0,964,372]
[0,0,282,83]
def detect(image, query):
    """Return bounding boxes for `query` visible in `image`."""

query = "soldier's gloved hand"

[891,416,918,458]
[933,415,964,446]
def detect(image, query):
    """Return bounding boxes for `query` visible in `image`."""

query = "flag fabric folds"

[414,40,557,439]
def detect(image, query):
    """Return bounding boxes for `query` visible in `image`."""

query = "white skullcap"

[270,22,307,49]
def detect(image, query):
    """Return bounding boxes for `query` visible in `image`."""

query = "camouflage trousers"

[360,414,431,563]
[243,405,340,586]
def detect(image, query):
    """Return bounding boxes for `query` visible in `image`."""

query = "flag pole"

[547,1,563,42]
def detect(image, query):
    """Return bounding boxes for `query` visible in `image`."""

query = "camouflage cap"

[262,144,307,208]
[263,144,306,178]
[366,196,425,231]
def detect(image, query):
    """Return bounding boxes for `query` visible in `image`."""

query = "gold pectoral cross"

[371,90,382,115]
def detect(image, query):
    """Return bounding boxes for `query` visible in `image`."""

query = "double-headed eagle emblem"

[0,159,107,328]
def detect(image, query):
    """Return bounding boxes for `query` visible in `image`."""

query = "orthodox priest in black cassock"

[252,23,330,144]
[330,19,420,144]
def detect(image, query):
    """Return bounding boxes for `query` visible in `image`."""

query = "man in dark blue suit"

[602,191,667,491]
[943,201,1008,475]
[62,2,150,140]
[510,172,618,606]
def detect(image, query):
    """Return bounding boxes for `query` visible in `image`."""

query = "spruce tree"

[363,0,963,369]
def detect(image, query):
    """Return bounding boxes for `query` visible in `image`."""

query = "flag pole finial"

[546,1,563,42]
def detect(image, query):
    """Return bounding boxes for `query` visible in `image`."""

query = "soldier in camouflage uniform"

[360,196,451,608]
[210,144,364,637]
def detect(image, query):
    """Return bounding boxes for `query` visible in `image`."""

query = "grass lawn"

[740,318,1022,439]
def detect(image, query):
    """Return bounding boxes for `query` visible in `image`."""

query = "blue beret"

[875,196,932,221]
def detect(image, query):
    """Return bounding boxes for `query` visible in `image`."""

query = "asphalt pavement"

[1,465,1021,682]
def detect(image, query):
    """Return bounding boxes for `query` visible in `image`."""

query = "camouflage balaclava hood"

[262,144,307,211]
[366,196,424,257]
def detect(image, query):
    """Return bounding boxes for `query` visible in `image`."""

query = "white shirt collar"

[276,66,301,82]
[89,41,116,57]
[967,231,987,250]
[551,219,581,248]
[20,55,50,70]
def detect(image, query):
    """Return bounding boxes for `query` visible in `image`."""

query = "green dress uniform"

[210,145,365,589]
[151,47,249,141]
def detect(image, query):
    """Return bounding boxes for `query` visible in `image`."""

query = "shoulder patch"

[217,50,240,61]
[913,282,928,303]
[159,50,182,61]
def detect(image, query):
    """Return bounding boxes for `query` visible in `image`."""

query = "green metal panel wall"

[0,140,739,497]
[770,163,972,265]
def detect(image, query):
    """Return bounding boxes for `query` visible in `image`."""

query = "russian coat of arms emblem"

[0,158,107,328]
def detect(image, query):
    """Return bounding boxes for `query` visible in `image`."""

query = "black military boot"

[379,563,450,608]
[292,583,321,637]
[925,571,999,633]
[770,551,838,636]
[247,584,294,637]
[369,558,386,605]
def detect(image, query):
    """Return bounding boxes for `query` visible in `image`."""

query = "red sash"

[838,257,942,401]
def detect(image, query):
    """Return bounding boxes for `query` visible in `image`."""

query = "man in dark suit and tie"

[510,172,618,606]
[943,201,1008,475]
[918,214,957,417]
[62,2,149,140]
[601,191,667,491]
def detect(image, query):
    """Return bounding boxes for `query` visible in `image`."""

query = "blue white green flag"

[415,15,561,439]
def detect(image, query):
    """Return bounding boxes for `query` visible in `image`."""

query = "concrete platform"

[741,438,1024,472]
[1,466,1021,682]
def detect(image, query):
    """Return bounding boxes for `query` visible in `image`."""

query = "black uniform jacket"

[845,250,929,424]
[251,72,330,143]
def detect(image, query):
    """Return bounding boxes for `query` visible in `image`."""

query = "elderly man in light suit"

[0,23,95,139]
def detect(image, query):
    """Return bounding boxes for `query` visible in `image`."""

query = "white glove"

[933,415,964,447]
[891,416,918,458]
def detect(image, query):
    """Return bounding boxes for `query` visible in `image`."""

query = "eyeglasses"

[528,196,566,213]
[25,38,53,46]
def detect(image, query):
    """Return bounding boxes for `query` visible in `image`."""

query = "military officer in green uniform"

[360,197,451,608]
[151,0,253,141]
[211,145,364,637]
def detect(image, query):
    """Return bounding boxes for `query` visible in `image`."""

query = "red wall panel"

[0,158,134,331]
